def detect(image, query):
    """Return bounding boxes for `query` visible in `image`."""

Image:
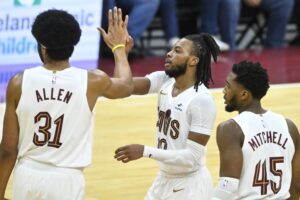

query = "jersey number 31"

[33,112,64,148]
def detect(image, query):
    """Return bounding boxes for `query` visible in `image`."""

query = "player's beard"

[225,94,238,112]
[165,61,187,78]
[38,44,44,63]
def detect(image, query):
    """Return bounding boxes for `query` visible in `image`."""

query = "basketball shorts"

[144,166,213,200]
[12,158,85,200]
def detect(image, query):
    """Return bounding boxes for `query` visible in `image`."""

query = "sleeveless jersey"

[233,111,295,199]
[146,71,216,174]
[16,66,93,168]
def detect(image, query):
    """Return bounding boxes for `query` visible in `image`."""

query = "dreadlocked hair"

[184,33,220,91]
[232,61,270,99]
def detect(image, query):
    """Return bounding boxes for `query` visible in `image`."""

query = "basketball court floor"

[3,47,300,199]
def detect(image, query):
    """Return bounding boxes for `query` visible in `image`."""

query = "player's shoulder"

[9,72,23,87]
[189,86,214,104]
[146,71,170,82]
[216,119,244,146]
[6,72,23,103]
[217,119,242,137]
[88,69,109,81]
[87,69,111,91]
[218,119,238,130]
[285,118,300,142]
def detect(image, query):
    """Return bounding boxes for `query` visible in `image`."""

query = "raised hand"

[125,35,134,56]
[114,144,144,163]
[98,7,128,50]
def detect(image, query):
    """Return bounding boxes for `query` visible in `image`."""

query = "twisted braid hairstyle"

[184,33,220,90]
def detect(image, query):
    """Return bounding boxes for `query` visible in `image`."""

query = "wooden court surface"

[5,83,300,199]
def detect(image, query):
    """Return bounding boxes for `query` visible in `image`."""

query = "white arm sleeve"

[188,93,216,135]
[145,71,170,94]
[143,140,205,169]
[212,177,239,200]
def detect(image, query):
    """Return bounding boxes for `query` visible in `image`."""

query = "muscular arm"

[101,48,133,99]
[217,120,243,179]
[0,74,22,199]
[211,120,243,200]
[286,119,300,200]
[133,71,170,95]
[97,7,133,99]
[114,133,208,169]
[132,77,151,95]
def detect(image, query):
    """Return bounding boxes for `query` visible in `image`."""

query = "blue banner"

[0,0,103,102]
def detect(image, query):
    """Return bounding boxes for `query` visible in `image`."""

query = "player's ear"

[189,56,199,67]
[240,89,250,100]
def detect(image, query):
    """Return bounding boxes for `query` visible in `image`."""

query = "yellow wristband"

[112,44,125,53]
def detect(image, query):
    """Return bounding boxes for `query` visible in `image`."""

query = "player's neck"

[172,77,195,97]
[240,101,266,114]
[174,74,195,91]
[43,60,70,71]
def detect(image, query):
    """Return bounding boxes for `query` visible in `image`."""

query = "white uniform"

[145,71,216,200]
[13,66,93,200]
[233,111,295,200]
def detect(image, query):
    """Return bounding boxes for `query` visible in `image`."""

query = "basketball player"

[213,61,300,199]
[0,7,133,200]
[114,33,220,199]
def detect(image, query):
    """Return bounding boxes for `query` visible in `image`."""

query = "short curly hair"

[232,61,270,99]
[31,9,81,60]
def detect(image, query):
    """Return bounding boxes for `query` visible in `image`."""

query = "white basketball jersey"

[146,71,216,174]
[16,66,93,168]
[233,111,295,199]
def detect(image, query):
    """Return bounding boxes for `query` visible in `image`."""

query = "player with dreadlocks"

[114,33,220,200]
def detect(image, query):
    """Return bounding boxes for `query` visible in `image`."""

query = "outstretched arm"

[0,74,22,199]
[98,7,133,99]
[114,137,206,170]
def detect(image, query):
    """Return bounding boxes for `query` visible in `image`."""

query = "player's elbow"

[123,84,134,97]
[116,85,134,98]
[118,79,134,98]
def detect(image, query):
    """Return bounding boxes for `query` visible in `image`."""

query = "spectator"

[243,0,294,48]
[158,0,180,48]
[200,0,238,50]
[201,0,294,50]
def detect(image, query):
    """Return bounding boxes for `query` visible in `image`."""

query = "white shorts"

[12,159,85,200]
[145,167,213,200]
